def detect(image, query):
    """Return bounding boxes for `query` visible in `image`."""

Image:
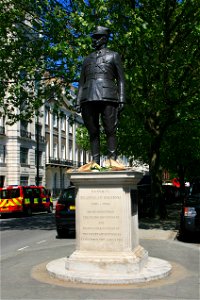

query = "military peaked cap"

[91,26,110,37]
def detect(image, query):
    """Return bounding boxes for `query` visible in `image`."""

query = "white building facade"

[0,98,89,195]
[44,98,89,196]
[0,110,46,187]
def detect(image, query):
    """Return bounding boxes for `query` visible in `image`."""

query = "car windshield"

[58,188,75,204]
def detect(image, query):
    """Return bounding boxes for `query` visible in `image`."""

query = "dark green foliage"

[1,0,200,216]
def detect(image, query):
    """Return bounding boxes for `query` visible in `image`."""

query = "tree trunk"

[149,136,167,219]
[177,164,186,204]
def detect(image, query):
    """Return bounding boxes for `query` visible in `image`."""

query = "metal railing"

[38,135,46,143]
[47,157,82,167]
[20,129,32,139]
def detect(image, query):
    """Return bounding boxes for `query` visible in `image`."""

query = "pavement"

[32,230,199,300]
[31,201,200,300]
[138,202,181,240]
[139,228,177,240]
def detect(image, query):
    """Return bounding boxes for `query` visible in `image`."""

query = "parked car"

[55,186,76,237]
[179,178,200,238]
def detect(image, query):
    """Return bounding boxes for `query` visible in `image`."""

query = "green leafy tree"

[161,120,200,200]
[0,0,92,123]
[1,0,200,217]
[114,0,200,216]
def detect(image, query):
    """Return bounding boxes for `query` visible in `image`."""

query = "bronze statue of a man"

[76,26,125,165]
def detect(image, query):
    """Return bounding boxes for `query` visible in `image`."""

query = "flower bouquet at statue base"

[77,159,126,172]
[104,158,126,171]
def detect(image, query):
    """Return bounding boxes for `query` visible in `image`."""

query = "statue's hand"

[118,102,124,112]
[117,103,124,119]
[75,105,81,113]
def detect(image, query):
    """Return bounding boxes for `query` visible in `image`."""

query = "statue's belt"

[86,74,114,81]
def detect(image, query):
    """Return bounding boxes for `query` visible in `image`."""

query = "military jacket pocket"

[102,81,118,100]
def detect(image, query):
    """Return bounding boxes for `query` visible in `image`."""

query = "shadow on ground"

[139,201,200,244]
[139,202,182,231]
[0,213,56,231]
[177,231,200,244]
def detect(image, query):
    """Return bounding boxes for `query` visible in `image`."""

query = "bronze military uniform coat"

[77,48,125,105]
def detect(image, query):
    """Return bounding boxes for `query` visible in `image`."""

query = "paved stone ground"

[139,202,182,231]
[139,201,200,244]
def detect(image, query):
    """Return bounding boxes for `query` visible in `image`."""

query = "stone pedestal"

[67,171,148,282]
[47,171,172,284]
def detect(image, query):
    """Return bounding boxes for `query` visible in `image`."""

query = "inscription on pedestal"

[79,188,123,251]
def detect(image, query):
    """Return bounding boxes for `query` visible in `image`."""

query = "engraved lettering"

[79,188,123,250]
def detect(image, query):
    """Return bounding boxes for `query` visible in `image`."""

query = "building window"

[46,142,49,160]
[69,141,72,160]
[45,109,49,125]
[53,143,58,159]
[0,116,5,127]
[0,145,6,163]
[20,147,29,164]
[21,120,28,131]
[61,145,65,160]
[0,116,5,135]
[69,123,73,134]
[61,116,65,131]
[53,114,58,128]
[20,120,31,139]
[20,176,29,185]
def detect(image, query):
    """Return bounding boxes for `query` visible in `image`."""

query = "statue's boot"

[105,149,126,170]
[107,149,117,161]
[92,153,100,165]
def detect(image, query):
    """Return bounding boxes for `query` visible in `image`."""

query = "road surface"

[0,213,199,300]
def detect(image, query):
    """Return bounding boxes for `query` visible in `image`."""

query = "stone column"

[65,116,69,159]
[58,117,62,159]
[49,112,53,158]
[72,123,76,162]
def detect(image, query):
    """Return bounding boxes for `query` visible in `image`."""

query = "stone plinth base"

[46,171,172,284]
[46,256,172,284]
[66,245,148,274]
